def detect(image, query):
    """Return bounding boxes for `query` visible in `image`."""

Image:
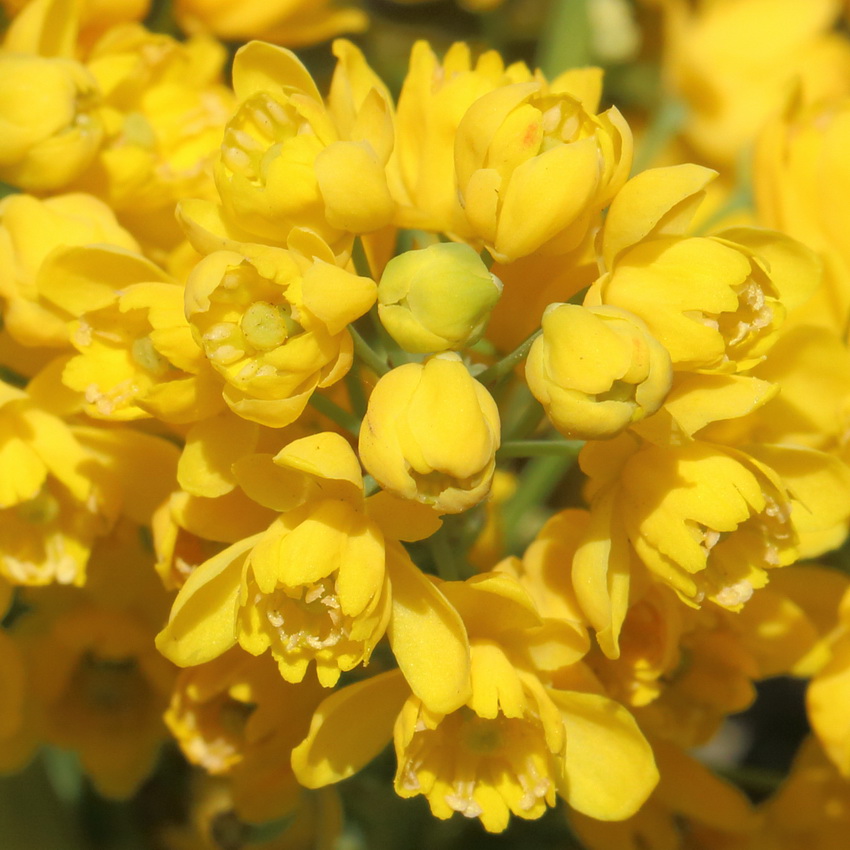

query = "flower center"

[263,578,347,652]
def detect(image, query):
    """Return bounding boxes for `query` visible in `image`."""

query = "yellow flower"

[39,245,223,423]
[158,433,468,711]
[0,379,103,586]
[81,26,234,251]
[525,303,672,440]
[211,41,394,247]
[184,239,375,427]
[454,79,632,262]
[359,353,501,514]
[174,0,367,47]
[377,242,503,354]
[389,41,535,236]
[166,649,326,822]
[585,225,822,375]
[574,435,801,657]
[657,0,850,167]
[292,573,657,830]
[0,52,103,191]
[0,192,138,348]
[9,518,177,798]
[589,574,829,747]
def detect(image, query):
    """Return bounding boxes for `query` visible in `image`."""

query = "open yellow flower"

[166,649,327,823]
[0,379,104,586]
[39,245,223,423]
[0,193,139,349]
[454,79,631,262]
[389,41,535,237]
[210,40,394,248]
[585,226,822,375]
[292,573,657,831]
[184,237,375,427]
[158,433,468,711]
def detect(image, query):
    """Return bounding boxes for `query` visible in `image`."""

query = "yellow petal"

[291,669,409,787]
[386,547,471,714]
[602,164,718,271]
[231,41,322,103]
[552,689,658,820]
[156,536,259,666]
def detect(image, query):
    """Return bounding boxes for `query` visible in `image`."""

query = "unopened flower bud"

[359,352,500,513]
[526,303,672,440]
[377,243,502,354]
[0,53,103,191]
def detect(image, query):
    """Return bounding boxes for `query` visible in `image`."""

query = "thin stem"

[345,365,367,419]
[537,0,591,78]
[631,97,687,176]
[350,325,390,377]
[307,392,361,435]
[351,236,373,278]
[502,452,580,555]
[477,329,542,387]
[497,439,584,460]
[502,388,545,442]
[429,528,462,582]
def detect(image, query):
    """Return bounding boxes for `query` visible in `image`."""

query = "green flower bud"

[377,243,503,353]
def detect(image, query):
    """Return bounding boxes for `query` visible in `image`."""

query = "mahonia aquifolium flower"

[377,242,503,354]
[8,0,850,841]
[525,303,673,440]
[358,353,501,514]
[185,237,376,426]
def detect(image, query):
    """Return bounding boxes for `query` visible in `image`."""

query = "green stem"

[631,97,687,176]
[503,391,545,442]
[497,438,584,459]
[537,0,591,77]
[430,528,462,582]
[502,452,580,554]
[477,329,541,387]
[308,392,361,435]
[351,236,373,278]
[345,365,367,419]
[363,475,381,497]
[350,325,390,377]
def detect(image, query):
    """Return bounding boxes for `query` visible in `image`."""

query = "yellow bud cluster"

[4,0,850,847]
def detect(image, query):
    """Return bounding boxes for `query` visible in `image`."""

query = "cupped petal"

[291,669,409,787]
[231,41,322,103]
[386,547,471,714]
[552,689,658,821]
[156,536,260,667]
[602,164,718,271]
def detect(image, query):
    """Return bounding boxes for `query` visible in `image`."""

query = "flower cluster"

[4,0,850,848]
